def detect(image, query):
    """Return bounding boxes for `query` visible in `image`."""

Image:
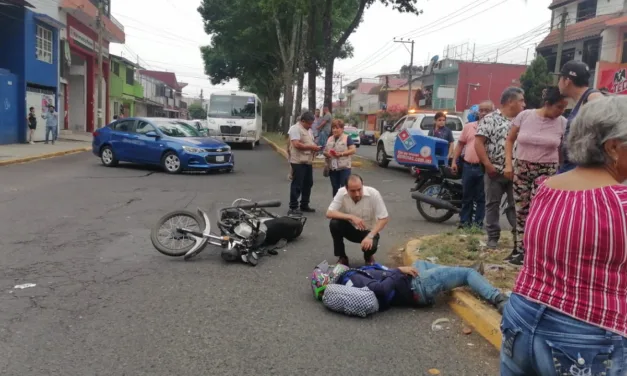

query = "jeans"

[460,163,485,227]
[289,163,313,210]
[329,168,351,197]
[317,130,329,148]
[500,293,627,376]
[329,219,378,260]
[411,260,500,305]
[485,173,516,241]
[45,126,57,143]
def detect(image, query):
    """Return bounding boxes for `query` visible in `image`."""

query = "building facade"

[60,0,125,132]
[109,54,143,118]
[138,70,187,119]
[538,0,627,90]
[384,59,526,113]
[0,1,64,144]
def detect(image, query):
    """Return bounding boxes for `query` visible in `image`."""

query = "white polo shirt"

[328,186,389,230]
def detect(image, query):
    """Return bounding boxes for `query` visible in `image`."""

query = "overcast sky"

[110,0,551,100]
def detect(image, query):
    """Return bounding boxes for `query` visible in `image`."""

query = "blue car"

[92,117,234,174]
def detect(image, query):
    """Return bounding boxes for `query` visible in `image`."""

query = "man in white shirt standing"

[326,174,390,266]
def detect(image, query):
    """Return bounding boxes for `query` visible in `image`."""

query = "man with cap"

[555,60,604,173]
[41,104,59,145]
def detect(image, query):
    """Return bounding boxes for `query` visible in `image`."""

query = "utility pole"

[394,38,415,110]
[96,0,104,128]
[471,43,476,62]
[524,47,530,65]
[554,9,568,84]
[495,48,499,63]
[335,73,344,112]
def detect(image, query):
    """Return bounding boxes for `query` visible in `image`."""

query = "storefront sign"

[69,27,109,58]
[598,66,627,95]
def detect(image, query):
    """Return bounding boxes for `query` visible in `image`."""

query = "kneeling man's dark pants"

[330,219,379,260]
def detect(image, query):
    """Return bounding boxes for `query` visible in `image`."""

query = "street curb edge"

[402,238,502,350]
[0,147,91,167]
[261,136,363,168]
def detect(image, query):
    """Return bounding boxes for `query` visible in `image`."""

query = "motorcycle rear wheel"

[151,210,206,257]
[416,183,456,223]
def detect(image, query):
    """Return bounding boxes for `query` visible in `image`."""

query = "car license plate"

[216,155,224,162]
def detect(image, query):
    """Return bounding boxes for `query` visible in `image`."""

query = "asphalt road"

[0,143,499,375]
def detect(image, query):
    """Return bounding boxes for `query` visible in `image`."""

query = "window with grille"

[36,25,53,64]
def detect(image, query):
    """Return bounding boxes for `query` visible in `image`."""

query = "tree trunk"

[322,0,333,111]
[294,17,308,118]
[323,0,368,112]
[306,0,317,111]
[281,71,294,132]
[276,13,301,132]
[323,58,334,112]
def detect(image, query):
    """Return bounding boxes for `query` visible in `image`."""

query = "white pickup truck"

[375,112,464,168]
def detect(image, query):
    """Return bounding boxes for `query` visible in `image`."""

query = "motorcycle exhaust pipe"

[411,192,461,213]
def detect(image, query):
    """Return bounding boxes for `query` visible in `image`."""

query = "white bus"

[205,90,262,150]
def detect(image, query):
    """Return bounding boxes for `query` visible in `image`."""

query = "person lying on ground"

[316,260,509,313]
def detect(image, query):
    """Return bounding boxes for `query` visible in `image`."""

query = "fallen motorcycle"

[150,198,307,266]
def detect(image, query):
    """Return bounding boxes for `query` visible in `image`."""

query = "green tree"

[198,0,356,131]
[188,103,207,119]
[520,56,553,109]
[321,0,423,109]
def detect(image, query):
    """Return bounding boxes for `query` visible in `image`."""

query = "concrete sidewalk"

[0,140,91,166]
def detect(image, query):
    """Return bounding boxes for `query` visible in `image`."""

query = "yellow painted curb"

[262,136,363,168]
[0,147,91,167]
[402,238,502,350]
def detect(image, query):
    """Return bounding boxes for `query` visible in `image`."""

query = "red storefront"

[65,14,111,132]
[597,63,627,95]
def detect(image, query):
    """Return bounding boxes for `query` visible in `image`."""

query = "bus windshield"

[208,95,256,119]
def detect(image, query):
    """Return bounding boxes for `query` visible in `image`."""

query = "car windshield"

[154,120,201,137]
[208,95,256,119]
[420,116,463,132]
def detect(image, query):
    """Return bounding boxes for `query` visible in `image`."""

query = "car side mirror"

[145,131,159,138]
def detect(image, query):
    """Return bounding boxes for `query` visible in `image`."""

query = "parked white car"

[376,112,464,168]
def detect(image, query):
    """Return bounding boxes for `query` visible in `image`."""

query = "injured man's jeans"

[410,260,500,305]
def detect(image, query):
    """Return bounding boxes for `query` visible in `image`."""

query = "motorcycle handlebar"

[236,199,282,210]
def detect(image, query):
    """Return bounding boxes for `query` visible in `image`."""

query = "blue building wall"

[0,7,60,144]
[0,6,26,78]
[0,7,26,144]
[24,11,59,89]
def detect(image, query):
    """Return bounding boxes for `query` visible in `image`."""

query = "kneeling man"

[326,174,389,266]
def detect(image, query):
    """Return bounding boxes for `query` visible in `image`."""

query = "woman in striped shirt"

[500,96,627,376]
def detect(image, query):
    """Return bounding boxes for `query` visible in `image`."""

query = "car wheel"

[100,145,118,167]
[376,143,390,168]
[162,151,182,174]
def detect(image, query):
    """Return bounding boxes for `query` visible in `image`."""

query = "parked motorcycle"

[410,165,463,223]
[410,166,514,229]
[150,198,307,266]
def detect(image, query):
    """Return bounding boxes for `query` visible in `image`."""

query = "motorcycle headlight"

[182,145,205,154]
[234,223,253,238]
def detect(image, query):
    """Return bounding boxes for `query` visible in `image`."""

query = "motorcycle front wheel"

[416,183,455,223]
[150,210,206,257]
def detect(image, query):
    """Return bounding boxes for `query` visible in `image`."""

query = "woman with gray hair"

[499,96,627,375]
